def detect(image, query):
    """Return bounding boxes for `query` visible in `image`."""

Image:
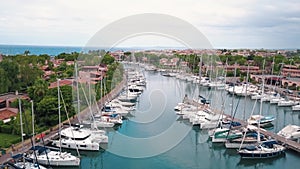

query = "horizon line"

[0,43,298,50]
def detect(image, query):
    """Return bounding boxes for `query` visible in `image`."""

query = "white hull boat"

[30,146,80,166]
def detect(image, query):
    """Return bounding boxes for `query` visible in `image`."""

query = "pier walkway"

[0,77,127,164]
[185,98,300,153]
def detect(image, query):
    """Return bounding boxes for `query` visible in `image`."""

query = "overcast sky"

[0,0,299,49]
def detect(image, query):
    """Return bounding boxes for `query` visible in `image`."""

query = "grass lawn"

[0,133,20,148]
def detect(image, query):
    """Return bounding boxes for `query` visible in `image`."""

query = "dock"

[185,98,300,153]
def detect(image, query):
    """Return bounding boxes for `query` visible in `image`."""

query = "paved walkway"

[0,77,126,165]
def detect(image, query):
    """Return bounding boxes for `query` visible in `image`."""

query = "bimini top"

[11,153,23,159]
[261,140,278,148]
[30,146,48,154]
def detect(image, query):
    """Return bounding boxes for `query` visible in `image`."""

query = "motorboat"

[277,124,300,141]
[292,104,300,111]
[247,115,275,126]
[277,100,298,107]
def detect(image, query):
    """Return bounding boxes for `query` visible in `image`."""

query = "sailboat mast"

[31,100,35,146]
[75,61,81,122]
[271,56,275,91]
[230,62,237,117]
[271,56,275,78]
[88,75,92,107]
[199,55,202,84]
[258,60,266,143]
[18,97,25,163]
[57,79,62,153]
[100,69,103,106]
[242,65,250,121]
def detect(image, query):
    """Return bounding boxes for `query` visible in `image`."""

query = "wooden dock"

[227,114,300,153]
[185,98,300,153]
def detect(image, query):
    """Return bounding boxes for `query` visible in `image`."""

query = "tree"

[36,96,58,126]
[101,54,115,65]
[28,78,49,102]
[19,65,43,90]
[247,54,254,61]
[253,55,264,68]
[124,51,131,56]
[56,52,78,61]
[0,68,10,93]
[24,50,30,56]
[0,60,20,91]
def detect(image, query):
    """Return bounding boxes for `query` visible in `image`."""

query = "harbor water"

[60,68,299,169]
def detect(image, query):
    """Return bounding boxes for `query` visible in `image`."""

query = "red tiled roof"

[0,108,18,121]
[48,79,73,89]
[82,66,99,69]
[90,71,101,76]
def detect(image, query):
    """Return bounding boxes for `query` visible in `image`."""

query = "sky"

[0,0,299,49]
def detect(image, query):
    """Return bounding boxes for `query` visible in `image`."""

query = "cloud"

[0,0,299,48]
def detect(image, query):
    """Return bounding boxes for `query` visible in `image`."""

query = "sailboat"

[52,78,107,151]
[31,79,80,166]
[237,61,285,159]
[29,145,80,167]
[6,154,47,169]
[211,127,243,143]
[211,63,243,143]
[10,98,47,169]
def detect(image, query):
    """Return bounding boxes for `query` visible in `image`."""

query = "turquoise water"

[0,45,184,56]
[0,45,83,56]
[60,69,299,169]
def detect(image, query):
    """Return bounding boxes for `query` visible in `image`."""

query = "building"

[78,64,107,84]
[250,75,283,85]
[281,78,300,88]
[250,74,300,88]
[159,58,179,67]
[281,65,300,78]
[48,79,74,89]
[225,65,260,74]
[0,108,18,124]
[0,99,6,109]
[159,58,168,65]
[215,64,260,74]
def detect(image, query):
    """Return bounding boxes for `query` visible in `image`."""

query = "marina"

[1,0,300,168]
[1,63,300,169]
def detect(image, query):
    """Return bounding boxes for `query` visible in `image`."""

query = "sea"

[0,44,185,56]
[1,45,299,168]
[0,45,84,56]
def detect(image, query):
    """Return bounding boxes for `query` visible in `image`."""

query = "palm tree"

[33,78,48,102]
[24,50,30,56]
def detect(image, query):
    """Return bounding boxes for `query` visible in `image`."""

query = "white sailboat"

[11,98,47,169]
[52,79,107,151]
[30,146,80,166]
[237,60,285,159]
[32,79,80,166]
